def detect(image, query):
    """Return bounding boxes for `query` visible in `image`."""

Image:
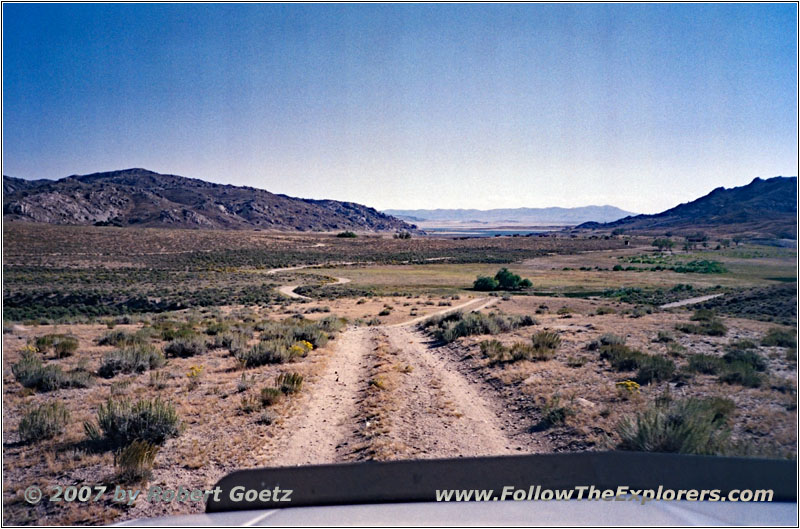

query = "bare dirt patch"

[263,326,372,466]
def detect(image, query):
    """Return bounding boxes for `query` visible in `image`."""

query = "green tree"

[473,276,499,291]
[494,268,532,290]
[652,238,674,253]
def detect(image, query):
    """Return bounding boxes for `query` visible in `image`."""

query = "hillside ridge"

[2,168,415,232]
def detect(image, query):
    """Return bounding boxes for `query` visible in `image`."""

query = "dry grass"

[450,296,796,455]
[350,336,407,461]
[1,310,347,525]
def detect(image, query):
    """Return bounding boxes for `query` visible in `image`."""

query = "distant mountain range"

[5,169,795,238]
[383,205,635,225]
[576,176,797,239]
[2,168,415,232]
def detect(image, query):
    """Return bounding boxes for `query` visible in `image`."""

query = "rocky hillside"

[3,169,415,232]
[576,176,797,239]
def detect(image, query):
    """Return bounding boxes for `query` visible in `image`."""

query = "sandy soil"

[263,298,544,467]
[265,326,372,466]
[380,325,536,457]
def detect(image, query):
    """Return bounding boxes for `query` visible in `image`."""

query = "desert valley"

[1,169,796,524]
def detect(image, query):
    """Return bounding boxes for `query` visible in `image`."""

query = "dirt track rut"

[269,298,541,466]
[269,327,371,466]
[380,325,523,458]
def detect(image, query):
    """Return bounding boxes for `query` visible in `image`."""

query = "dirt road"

[276,285,310,300]
[268,298,543,467]
[660,294,723,309]
[275,276,352,300]
[270,327,372,466]
[379,325,525,458]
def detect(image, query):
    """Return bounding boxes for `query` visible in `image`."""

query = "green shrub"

[336,231,357,238]
[148,370,170,390]
[159,324,197,342]
[473,276,499,291]
[599,344,645,371]
[507,342,542,362]
[480,340,511,363]
[214,332,248,355]
[494,268,532,290]
[718,362,764,388]
[257,318,331,349]
[588,333,626,350]
[98,345,165,378]
[687,353,725,374]
[260,387,283,406]
[422,311,536,344]
[33,334,57,351]
[482,334,558,364]
[239,394,261,413]
[12,351,91,391]
[616,397,734,454]
[116,440,159,482]
[655,331,675,343]
[237,373,255,393]
[33,334,79,358]
[204,321,230,336]
[19,401,70,443]
[12,350,46,387]
[534,395,574,430]
[635,355,676,385]
[236,340,293,368]
[241,316,334,367]
[530,331,561,357]
[676,319,727,336]
[762,327,796,348]
[666,342,686,357]
[276,372,303,394]
[86,397,180,446]
[691,309,716,322]
[54,336,79,358]
[701,396,737,423]
[725,339,758,352]
[722,349,767,372]
[98,330,148,347]
[164,337,208,358]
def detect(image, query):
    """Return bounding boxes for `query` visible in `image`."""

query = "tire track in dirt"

[276,285,310,300]
[268,326,373,466]
[660,294,723,309]
[266,296,544,466]
[275,277,352,300]
[387,297,494,328]
[379,325,527,458]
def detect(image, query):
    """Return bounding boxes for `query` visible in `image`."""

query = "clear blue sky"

[3,3,797,213]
